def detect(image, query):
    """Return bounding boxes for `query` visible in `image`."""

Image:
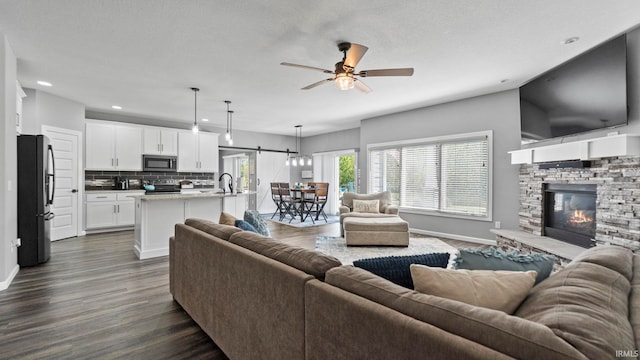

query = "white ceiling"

[1,1,639,137]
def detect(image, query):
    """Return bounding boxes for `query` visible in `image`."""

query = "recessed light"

[111,105,122,110]
[37,80,52,87]
[563,37,579,45]
[202,118,209,122]
[500,79,509,84]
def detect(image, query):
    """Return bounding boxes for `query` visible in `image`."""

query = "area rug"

[315,235,459,266]
[261,213,340,228]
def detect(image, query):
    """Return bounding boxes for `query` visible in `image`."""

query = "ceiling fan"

[280,42,414,93]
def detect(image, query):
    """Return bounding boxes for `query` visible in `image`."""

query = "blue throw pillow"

[453,247,555,285]
[244,210,271,237]
[353,253,450,289]
[235,219,258,233]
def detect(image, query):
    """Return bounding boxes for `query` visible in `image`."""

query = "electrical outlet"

[494,221,501,229]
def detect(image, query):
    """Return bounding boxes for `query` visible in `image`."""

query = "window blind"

[368,132,490,218]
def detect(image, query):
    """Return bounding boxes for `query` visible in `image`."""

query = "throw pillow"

[410,265,537,314]
[219,211,237,226]
[453,247,555,285]
[353,199,380,213]
[353,253,450,289]
[235,219,259,233]
[243,210,271,237]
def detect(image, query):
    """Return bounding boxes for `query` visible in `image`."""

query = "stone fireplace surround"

[494,156,640,265]
[519,156,640,250]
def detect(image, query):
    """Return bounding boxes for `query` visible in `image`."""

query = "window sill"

[399,207,492,222]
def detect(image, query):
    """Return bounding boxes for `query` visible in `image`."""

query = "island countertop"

[130,191,254,201]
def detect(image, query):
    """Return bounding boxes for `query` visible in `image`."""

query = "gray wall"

[360,90,522,241]
[0,34,18,289]
[290,127,360,184]
[22,89,85,134]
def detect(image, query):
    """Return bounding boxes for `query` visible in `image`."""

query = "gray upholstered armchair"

[339,191,400,236]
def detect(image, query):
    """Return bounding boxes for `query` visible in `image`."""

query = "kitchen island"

[131,191,251,259]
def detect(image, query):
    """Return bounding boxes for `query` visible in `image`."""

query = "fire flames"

[569,210,593,224]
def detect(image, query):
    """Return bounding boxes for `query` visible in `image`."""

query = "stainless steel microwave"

[143,155,177,172]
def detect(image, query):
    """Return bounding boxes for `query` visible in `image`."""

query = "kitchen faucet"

[219,173,234,194]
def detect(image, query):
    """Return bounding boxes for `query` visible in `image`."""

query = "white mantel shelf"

[509,134,640,164]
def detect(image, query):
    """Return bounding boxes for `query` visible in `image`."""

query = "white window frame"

[367,130,493,221]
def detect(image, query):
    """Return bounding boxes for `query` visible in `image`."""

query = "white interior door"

[43,126,81,240]
[256,152,289,214]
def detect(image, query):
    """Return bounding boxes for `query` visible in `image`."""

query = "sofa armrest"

[383,205,399,215]
[339,206,351,215]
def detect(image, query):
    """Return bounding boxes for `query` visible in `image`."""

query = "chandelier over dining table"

[286,125,311,167]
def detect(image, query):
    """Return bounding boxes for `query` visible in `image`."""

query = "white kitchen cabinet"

[223,194,249,219]
[178,131,219,173]
[85,191,141,230]
[143,127,178,155]
[85,120,143,171]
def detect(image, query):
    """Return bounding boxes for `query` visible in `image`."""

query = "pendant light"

[191,87,199,133]
[299,125,311,166]
[227,110,234,146]
[224,100,232,143]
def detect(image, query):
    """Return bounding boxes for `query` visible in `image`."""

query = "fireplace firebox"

[543,183,596,248]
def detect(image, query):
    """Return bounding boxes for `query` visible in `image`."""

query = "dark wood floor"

[0,221,479,359]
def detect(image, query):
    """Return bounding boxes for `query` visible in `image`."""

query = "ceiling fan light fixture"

[335,73,354,90]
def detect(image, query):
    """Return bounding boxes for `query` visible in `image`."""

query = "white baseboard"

[410,228,496,246]
[0,264,20,291]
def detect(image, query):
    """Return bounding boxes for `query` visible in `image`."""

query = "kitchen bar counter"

[133,191,252,259]
[130,190,246,201]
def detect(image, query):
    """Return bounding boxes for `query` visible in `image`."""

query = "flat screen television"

[520,34,627,143]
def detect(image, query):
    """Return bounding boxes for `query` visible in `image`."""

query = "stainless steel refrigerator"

[17,135,55,267]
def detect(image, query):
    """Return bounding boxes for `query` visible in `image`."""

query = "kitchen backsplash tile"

[85,170,217,190]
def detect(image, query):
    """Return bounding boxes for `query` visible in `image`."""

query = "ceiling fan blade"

[280,62,334,74]
[357,68,414,77]
[344,43,368,70]
[354,79,372,94]
[302,78,334,90]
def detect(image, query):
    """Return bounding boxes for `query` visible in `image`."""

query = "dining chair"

[279,184,302,223]
[270,183,285,220]
[303,183,329,223]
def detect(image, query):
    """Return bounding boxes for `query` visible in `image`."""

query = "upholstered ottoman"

[343,217,409,246]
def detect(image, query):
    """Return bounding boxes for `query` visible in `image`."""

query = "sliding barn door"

[256,152,289,214]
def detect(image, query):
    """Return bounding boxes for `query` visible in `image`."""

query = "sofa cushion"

[229,231,341,280]
[352,199,380,213]
[184,218,241,241]
[353,253,449,289]
[325,266,587,360]
[454,247,555,285]
[243,210,271,237]
[515,246,635,360]
[218,211,237,226]
[569,244,633,281]
[411,265,536,314]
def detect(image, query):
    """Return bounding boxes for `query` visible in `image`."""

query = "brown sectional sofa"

[170,218,640,360]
